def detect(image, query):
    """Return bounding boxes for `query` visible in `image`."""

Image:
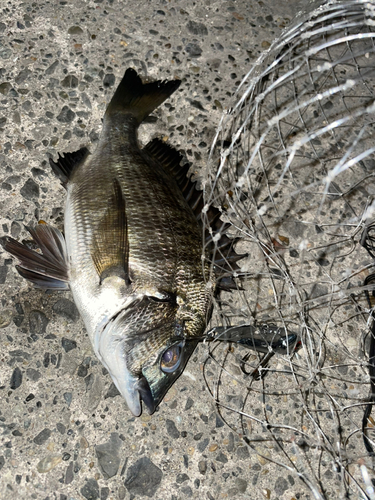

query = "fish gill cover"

[202,0,375,498]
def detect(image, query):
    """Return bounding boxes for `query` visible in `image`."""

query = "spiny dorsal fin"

[143,138,185,180]
[144,138,246,289]
[49,147,89,188]
[143,139,200,209]
[105,68,181,124]
[0,224,69,290]
[91,179,131,285]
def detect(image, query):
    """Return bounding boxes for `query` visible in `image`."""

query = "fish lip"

[137,376,156,415]
[95,310,145,417]
[115,374,155,416]
[112,372,142,417]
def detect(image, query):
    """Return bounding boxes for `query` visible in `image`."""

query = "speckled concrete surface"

[0,1,311,499]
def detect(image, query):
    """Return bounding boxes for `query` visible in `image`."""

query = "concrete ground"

[0,1,322,499]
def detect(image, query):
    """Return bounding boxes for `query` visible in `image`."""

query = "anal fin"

[49,147,89,188]
[91,179,131,285]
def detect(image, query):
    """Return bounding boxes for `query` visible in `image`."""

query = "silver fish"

[1,69,241,415]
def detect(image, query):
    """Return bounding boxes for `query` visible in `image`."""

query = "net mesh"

[202,1,375,497]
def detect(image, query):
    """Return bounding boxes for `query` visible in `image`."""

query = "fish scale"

[70,163,202,289]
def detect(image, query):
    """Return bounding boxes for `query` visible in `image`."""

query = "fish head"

[96,295,202,416]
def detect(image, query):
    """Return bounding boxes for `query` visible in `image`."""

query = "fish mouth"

[112,373,155,416]
[137,376,156,414]
[109,370,142,417]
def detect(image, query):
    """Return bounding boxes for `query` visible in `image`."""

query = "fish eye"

[148,292,176,304]
[160,342,183,373]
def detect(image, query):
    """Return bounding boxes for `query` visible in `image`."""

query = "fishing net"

[202,0,375,497]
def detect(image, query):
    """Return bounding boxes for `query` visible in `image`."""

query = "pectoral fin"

[0,223,69,290]
[91,179,131,285]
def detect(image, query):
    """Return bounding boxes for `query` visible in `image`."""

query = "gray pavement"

[0,1,323,499]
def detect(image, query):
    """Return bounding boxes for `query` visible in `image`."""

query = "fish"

[0,68,242,416]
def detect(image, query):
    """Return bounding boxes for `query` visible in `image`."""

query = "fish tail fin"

[105,68,181,123]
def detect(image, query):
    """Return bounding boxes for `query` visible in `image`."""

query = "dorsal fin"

[143,139,199,205]
[49,147,89,188]
[143,138,184,180]
[143,138,246,290]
